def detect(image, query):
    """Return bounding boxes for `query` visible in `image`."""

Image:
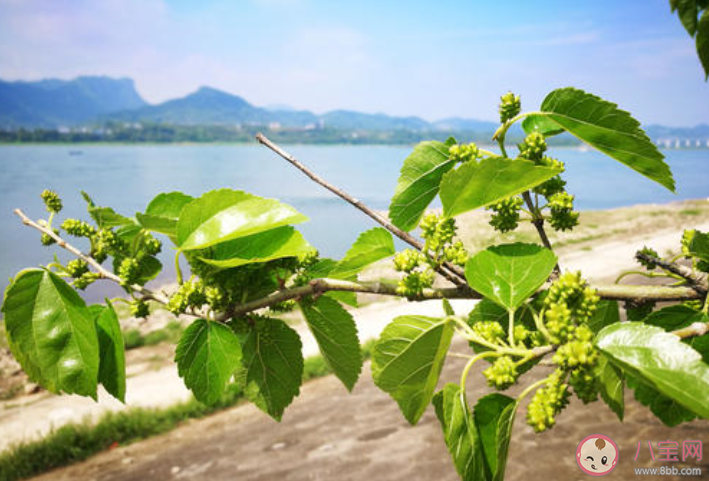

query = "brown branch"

[635,251,707,294]
[14,209,170,305]
[521,191,560,275]
[673,320,709,339]
[15,208,705,324]
[255,133,468,287]
[220,278,472,320]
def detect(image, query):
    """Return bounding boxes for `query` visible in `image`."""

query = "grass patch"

[680,209,703,216]
[122,321,184,350]
[0,340,374,481]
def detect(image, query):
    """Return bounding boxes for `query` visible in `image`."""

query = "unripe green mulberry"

[419,212,439,240]
[92,228,125,262]
[73,272,98,290]
[396,269,434,298]
[526,370,569,433]
[553,325,597,369]
[448,143,479,163]
[61,218,95,238]
[635,246,659,270]
[443,241,468,266]
[488,196,523,233]
[40,189,63,213]
[471,320,505,344]
[546,271,599,325]
[514,324,530,343]
[548,192,579,232]
[142,235,162,256]
[167,279,207,315]
[420,213,457,252]
[205,285,226,311]
[545,301,575,344]
[130,299,150,319]
[393,249,426,273]
[548,191,574,211]
[66,259,89,278]
[484,356,519,390]
[533,175,566,198]
[117,257,141,285]
[518,132,547,162]
[568,367,598,404]
[499,92,521,123]
[537,155,565,171]
[41,228,60,246]
[549,210,579,231]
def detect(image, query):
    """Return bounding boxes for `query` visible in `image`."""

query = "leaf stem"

[461,351,501,392]
[508,309,516,346]
[517,377,548,403]
[174,250,184,285]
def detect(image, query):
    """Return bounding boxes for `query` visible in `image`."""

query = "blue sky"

[0,0,706,126]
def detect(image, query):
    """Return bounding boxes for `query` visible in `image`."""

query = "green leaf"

[200,226,315,269]
[536,88,675,192]
[687,230,709,262]
[628,376,696,427]
[236,318,303,421]
[388,141,456,231]
[176,189,308,251]
[521,113,565,137]
[643,305,709,363]
[595,354,624,421]
[673,0,699,35]
[330,227,395,279]
[587,300,620,334]
[175,318,242,405]
[433,384,487,481]
[474,393,517,481]
[440,157,562,218]
[90,302,126,402]
[372,315,453,424]
[302,258,357,306]
[81,191,132,228]
[465,243,557,311]
[300,297,362,391]
[596,322,709,420]
[1,269,99,398]
[137,192,194,236]
[698,10,709,80]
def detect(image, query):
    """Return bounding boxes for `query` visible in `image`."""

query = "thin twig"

[635,251,707,294]
[255,133,468,287]
[14,209,170,304]
[219,278,472,321]
[521,191,560,274]
[15,208,705,324]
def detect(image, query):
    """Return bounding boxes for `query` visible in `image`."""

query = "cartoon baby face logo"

[576,434,619,476]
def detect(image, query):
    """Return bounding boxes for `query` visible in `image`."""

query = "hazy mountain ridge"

[0,76,146,127]
[0,76,707,141]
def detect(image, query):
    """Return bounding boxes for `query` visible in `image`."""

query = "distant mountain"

[0,76,146,128]
[1,76,707,143]
[320,110,429,131]
[109,87,319,127]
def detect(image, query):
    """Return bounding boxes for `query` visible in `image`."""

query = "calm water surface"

[1,144,707,302]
